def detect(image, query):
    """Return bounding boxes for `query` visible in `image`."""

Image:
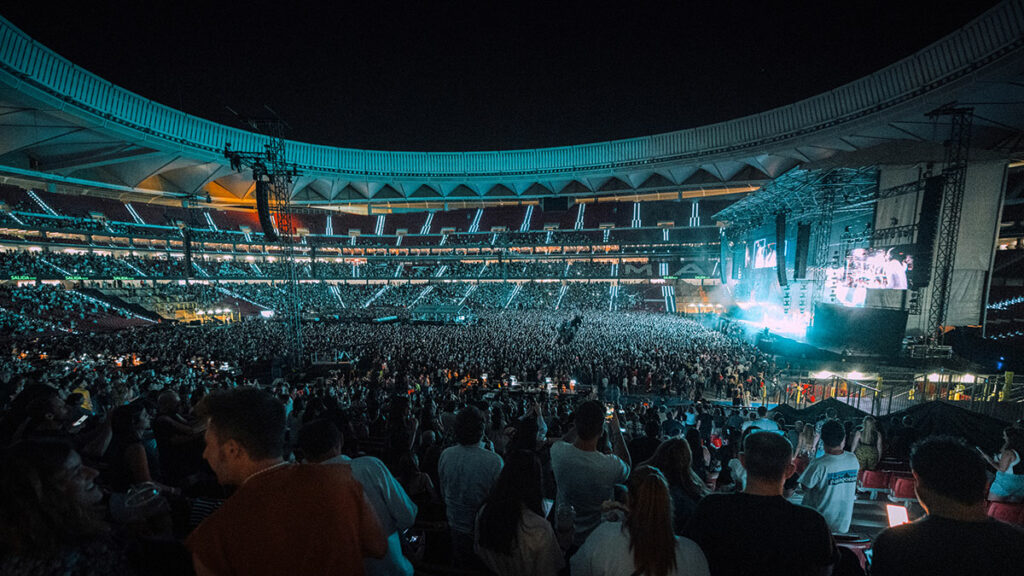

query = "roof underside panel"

[0,1,1021,209]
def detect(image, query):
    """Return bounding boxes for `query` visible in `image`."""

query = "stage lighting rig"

[222,110,305,367]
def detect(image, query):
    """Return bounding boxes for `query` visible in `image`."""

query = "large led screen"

[844,247,915,290]
[752,238,778,269]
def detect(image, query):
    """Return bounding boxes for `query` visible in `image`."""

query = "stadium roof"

[0,1,1023,211]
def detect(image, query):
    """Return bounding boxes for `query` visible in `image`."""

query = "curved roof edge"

[1,1,1023,181]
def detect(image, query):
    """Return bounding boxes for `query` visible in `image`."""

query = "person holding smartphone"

[981,427,1024,502]
[871,437,1024,576]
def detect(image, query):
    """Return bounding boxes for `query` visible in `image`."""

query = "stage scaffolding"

[223,117,304,366]
[716,167,878,239]
[716,167,878,305]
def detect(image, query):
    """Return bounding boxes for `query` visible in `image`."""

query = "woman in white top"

[475,450,564,576]
[982,427,1024,502]
[571,466,710,576]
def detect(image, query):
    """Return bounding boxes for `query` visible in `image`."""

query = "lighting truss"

[223,116,304,366]
[715,167,879,242]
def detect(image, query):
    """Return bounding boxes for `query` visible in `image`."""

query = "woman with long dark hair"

[571,466,709,576]
[475,450,563,576]
[983,427,1024,502]
[646,439,710,533]
[104,400,169,492]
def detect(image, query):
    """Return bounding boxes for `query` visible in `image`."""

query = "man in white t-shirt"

[746,406,781,433]
[298,419,418,576]
[438,406,504,564]
[550,400,631,547]
[799,419,859,533]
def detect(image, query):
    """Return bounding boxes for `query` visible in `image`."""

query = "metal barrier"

[775,369,1024,421]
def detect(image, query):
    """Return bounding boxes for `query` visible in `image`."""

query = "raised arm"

[984,449,1017,473]
[607,410,631,469]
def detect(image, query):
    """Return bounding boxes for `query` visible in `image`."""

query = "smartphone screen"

[542,498,555,518]
[886,504,909,526]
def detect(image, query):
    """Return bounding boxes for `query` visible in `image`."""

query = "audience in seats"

[870,436,1024,575]
[3,252,1021,576]
[298,419,418,576]
[799,418,860,534]
[551,400,631,548]
[572,465,710,576]
[437,406,503,566]
[981,426,1024,502]
[475,450,564,576]
[683,431,839,576]
[186,388,386,575]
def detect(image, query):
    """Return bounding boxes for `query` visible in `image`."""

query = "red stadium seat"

[887,472,913,490]
[887,477,917,506]
[834,534,871,572]
[857,470,891,500]
[986,501,1024,526]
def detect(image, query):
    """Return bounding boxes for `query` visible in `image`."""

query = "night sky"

[2,0,1001,151]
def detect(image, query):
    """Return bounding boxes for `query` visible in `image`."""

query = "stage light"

[812,370,833,379]
[847,371,865,380]
[927,373,941,383]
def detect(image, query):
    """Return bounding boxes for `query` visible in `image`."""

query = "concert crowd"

[0,310,1021,575]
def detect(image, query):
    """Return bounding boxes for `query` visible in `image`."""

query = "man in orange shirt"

[186,388,386,576]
